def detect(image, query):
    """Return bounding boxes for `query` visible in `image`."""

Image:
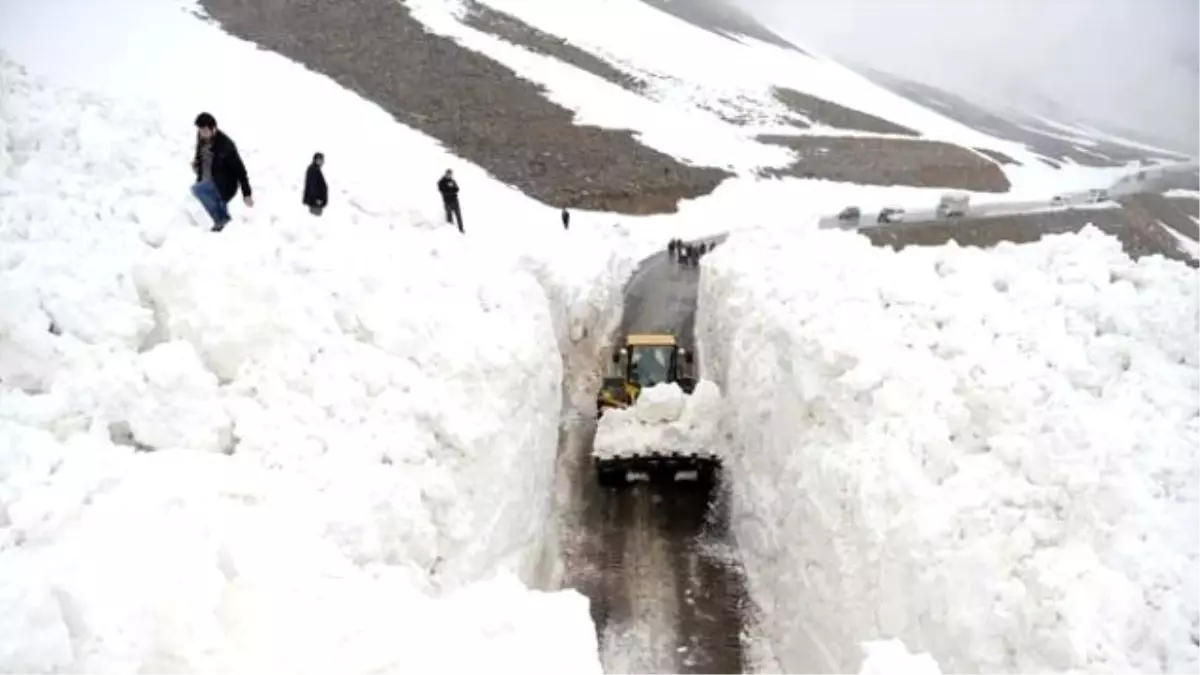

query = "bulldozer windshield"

[629,345,673,387]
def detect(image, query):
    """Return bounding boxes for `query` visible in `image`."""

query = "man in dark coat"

[561,208,570,230]
[303,152,328,216]
[191,112,253,232]
[437,169,463,233]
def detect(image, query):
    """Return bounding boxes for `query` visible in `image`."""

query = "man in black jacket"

[437,169,463,233]
[303,152,328,216]
[191,112,253,232]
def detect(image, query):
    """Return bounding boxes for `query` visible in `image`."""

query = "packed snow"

[0,50,619,672]
[592,381,724,460]
[697,225,1200,673]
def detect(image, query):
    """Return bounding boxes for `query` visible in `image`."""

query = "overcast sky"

[733,0,1198,154]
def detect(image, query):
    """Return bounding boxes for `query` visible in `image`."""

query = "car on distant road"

[877,207,905,224]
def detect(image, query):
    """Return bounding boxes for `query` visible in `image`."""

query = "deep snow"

[592,380,724,460]
[2,0,1192,670]
[697,225,1200,673]
[0,49,625,672]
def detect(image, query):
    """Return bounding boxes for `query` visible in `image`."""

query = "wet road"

[557,248,748,674]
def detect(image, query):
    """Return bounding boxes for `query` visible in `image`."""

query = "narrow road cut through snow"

[556,248,750,674]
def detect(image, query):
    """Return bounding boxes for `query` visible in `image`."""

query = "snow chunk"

[857,640,942,675]
[593,380,723,459]
[698,225,1200,673]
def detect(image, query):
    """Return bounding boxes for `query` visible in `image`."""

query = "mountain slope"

[190,0,1185,216]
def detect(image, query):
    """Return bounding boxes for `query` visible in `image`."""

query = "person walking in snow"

[303,152,328,216]
[668,238,677,259]
[438,169,463,233]
[190,112,253,232]
[561,208,570,230]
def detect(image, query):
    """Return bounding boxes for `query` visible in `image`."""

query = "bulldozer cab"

[596,333,697,419]
[609,334,695,391]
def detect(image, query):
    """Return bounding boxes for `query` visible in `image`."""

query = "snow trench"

[0,53,614,672]
[696,225,1200,674]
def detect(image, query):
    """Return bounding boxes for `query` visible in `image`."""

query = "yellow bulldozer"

[594,333,718,488]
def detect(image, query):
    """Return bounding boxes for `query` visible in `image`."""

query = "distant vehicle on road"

[877,206,905,224]
[837,206,861,225]
[1087,188,1110,204]
[936,192,970,219]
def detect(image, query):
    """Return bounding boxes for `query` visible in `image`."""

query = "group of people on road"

[189,112,472,234]
[667,238,715,266]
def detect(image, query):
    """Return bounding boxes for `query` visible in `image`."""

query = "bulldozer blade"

[594,453,721,489]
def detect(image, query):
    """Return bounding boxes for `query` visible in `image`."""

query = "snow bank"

[0,54,602,672]
[0,422,599,673]
[697,225,1200,673]
[593,381,723,459]
[516,237,634,420]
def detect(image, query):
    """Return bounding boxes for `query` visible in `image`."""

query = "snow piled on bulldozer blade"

[697,225,1200,674]
[593,381,724,462]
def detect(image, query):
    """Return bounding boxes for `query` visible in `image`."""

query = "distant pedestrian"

[561,208,570,230]
[438,169,463,233]
[303,152,328,216]
[190,112,253,232]
[668,239,677,258]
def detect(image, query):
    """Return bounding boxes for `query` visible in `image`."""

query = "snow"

[0,35,617,674]
[0,426,599,673]
[592,381,723,460]
[395,0,1131,241]
[857,639,942,675]
[428,0,1139,187]
[697,225,1200,673]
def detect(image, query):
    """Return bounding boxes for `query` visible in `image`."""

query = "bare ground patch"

[973,147,1020,166]
[758,135,1011,192]
[638,0,804,53]
[772,87,917,136]
[460,2,645,93]
[1122,194,1200,241]
[863,207,1198,267]
[197,0,730,214]
[1168,197,1199,219]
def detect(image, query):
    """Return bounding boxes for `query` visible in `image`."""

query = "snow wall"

[0,54,622,672]
[696,226,1199,673]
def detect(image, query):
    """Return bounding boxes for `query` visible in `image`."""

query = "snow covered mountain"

[1,0,1197,673]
